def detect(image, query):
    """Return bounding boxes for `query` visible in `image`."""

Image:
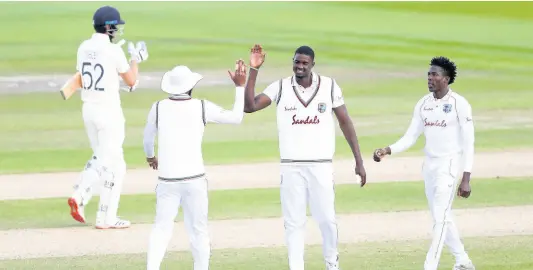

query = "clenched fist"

[373,147,390,162]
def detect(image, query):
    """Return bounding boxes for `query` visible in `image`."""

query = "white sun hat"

[160,65,203,95]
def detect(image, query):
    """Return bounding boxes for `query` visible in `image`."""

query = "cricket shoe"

[453,261,475,270]
[67,197,86,223]
[326,261,340,270]
[95,218,131,229]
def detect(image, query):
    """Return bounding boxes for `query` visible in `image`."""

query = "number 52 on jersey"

[59,61,105,100]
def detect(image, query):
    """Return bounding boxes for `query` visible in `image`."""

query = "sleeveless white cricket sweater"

[155,98,207,181]
[275,75,336,163]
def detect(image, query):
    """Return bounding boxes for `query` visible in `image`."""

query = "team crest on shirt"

[317,102,327,113]
[443,104,452,114]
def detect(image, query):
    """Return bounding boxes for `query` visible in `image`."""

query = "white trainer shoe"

[453,261,475,270]
[67,197,86,223]
[95,218,131,229]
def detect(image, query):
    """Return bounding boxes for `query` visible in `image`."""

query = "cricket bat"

[60,72,82,100]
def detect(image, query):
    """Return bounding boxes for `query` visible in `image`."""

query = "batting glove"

[120,79,139,92]
[128,41,149,63]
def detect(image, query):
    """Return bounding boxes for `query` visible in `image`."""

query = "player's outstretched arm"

[373,99,424,162]
[204,59,247,125]
[244,44,271,113]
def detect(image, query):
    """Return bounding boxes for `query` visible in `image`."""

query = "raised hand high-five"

[228,59,247,87]
[250,44,266,70]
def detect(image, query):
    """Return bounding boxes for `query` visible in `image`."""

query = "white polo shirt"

[389,89,475,172]
[76,33,130,107]
[262,72,345,163]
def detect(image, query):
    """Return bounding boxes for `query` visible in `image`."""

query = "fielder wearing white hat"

[160,65,204,96]
[144,60,248,270]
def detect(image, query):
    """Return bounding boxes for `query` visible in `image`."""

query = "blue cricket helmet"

[92,6,125,26]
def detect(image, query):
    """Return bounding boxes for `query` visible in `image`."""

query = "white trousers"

[72,103,127,224]
[147,178,210,270]
[280,162,339,270]
[423,154,471,270]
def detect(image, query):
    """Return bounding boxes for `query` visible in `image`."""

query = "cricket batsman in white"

[67,5,149,229]
[143,60,247,270]
[243,44,367,270]
[373,56,476,270]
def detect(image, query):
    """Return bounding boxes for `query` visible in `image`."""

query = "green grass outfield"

[0,2,532,73]
[1,177,531,230]
[2,235,532,270]
[0,1,531,174]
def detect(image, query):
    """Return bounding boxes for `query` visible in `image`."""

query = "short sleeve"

[262,80,281,104]
[331,79,345,108]
[114,45,130,74]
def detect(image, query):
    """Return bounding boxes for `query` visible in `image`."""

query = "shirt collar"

[91,33,111,43]
[168,94,191,100]
[291,71,318,88]
[433,88,453,101]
